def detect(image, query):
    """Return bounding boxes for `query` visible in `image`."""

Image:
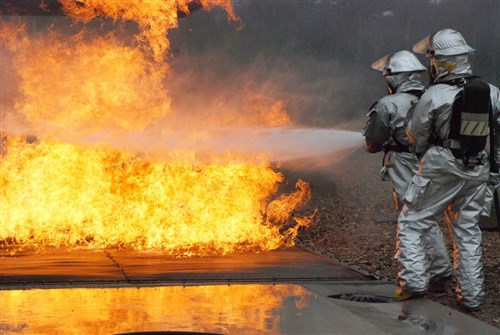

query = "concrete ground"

[1,247,498,334]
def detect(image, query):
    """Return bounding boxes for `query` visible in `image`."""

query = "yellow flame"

[1,21,171,137]
[0,2,314,255]
[59,0,239,62]
[1,134,313,255]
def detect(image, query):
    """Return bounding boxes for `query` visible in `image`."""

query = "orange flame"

[219,90,292,127]
[0,134,313,255]
[58,0,239,62]
[1,21,170,137]
[0,2,314,255]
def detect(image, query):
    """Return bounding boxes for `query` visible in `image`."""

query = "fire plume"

[1,21,170,137]
[0,134,313,255]
[0,1,315,255]
[58,0,239,62]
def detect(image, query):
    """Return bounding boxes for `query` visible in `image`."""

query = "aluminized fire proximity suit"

[362,51,452,282]
[399,29,500,310]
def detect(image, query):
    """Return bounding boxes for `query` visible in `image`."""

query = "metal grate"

[328,294,395,303]
[115,332,223,335]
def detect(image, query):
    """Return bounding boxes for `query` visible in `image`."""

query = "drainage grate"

[328,294,395,303]
[115,332,223,335]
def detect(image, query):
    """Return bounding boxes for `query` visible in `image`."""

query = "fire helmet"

[371,50,426,76]
[413,28,474,57]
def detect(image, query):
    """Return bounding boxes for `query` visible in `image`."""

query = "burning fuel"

[0,133,313,255]
[0,1,316,255]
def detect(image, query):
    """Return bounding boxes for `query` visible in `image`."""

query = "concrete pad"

[0,248,124,285]
[2,247,498,334]
[2,283,497,334]
[1,284,372,335]
[0,247,363,288]
[305,283,500,335]
[1,247,498,334]
[109,247,363,284]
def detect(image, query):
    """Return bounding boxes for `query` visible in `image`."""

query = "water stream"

[116,127,365,162]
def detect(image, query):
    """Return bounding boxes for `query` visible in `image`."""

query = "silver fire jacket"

[363,77,453,282]
[408,82,500,164]
[401,73,500,309]
[362,77,423,197]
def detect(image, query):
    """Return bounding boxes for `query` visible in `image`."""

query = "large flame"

[0,134,313,255]
[0,1,314,255]
[1,21,170,137]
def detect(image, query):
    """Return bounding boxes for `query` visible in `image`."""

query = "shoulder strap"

[448,90,463,141]
[403,89,424,98]
[438,75,478,87]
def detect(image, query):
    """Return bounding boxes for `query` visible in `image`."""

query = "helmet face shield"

[413,34,432,55]
[371,54,391,73]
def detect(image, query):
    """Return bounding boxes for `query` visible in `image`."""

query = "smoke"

[168,0,500,126]
[165,46,351,128]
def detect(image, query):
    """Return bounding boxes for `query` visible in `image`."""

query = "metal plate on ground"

[0,248,123,285]
[0,247,364,288]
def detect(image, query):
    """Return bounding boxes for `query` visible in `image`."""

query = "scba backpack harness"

[444,76,492,169]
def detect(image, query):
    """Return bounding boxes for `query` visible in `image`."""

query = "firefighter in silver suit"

[362,50,452,288]
[399,29,500,311]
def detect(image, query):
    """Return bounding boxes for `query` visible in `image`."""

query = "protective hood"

[396,72,425,93]
[385,72,425,94]
[371,50,426,76]
[432,54,473,83]
[413,29,474,56]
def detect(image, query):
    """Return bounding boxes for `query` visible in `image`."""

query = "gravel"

[282,146,500,329]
